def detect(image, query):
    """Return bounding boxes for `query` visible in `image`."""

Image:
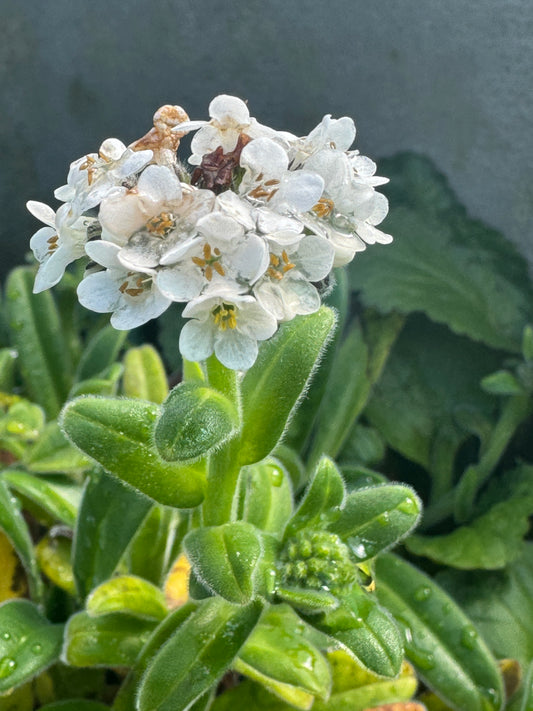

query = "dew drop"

[270,467,283,487]
[1,632,10,641]
[0,657,17,679]
[31,643,42,654]
[461,625,478,650]
[408,646,435,671]
[414,586,432,602]
[377,512,390,526]
[398,496,418,515]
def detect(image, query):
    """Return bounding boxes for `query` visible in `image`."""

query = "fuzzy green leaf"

[237,459,293,538]
[0,478,42,600]
[2,470,79,527]
[137,598,262,711]
[375,553,504,711]
[62,611,156,668]
[69,363,123,398]
[0,599,63,693]
[154,382,239,462]
[86,575,168,621]
[60,396,206,508]
[240,308,335,465]
[184,522,263,604]
[329,484,421,561]
[122,344,169,404]
[76,324,127,382]
[72,469,151,598]
[5,267,73,417]
[25,422,89,474]
[352,153,533,351]
[0,348,17,392]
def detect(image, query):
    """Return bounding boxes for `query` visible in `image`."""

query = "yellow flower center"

[118,272,150,298]
[312,197,335,218]
[266,250,295,281]
[192,243,226,281]
[145,212,176,237]
[213,303,237,330]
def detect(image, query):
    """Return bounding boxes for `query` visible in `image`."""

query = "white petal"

[110,288,170,330]
[367,192,389,226]
[254,208,303,237]
[356,222,393,245]
[238,301,278,341]
[85,240,122,270]
[190,125,224,164]
[283,277,321,316]
[274,172,324,213]
[254,281,288,321]
[160,236,201,265]
[26,201,56,227]
[197,212,244,244]
[155,266,205,301]
[33,246,73,293]
[326,116,356,151]
[98,191,146,241]
[209,95,250,125]
[99,138,127,161]
[230,233,269,283]
[30,226,56,262]
[240,138,289,179]
[295,234,334,281]
[116,149,154,178]
[137,165,182,204]
[216,191,255,230]
[180,319,214,362]
[329,230,366,268]
[215,330,258,371]
[77,271,121,313]
[118,233,162,270]
[172,119,208,133]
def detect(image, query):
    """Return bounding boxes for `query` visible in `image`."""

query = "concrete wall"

[2,0,532,277]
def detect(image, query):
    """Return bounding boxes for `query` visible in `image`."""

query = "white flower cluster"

[27,96,391,370]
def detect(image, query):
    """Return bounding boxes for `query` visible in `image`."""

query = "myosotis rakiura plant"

[0,95,516,710]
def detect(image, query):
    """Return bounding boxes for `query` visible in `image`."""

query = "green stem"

[202,356,242,526]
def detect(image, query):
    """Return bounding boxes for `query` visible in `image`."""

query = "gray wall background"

[2,0,532,278]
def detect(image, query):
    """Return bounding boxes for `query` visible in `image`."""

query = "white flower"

[254,234,334,321]
[27,201,95,293]
[289,114,356,168]
[77,241,170,330]
[179,285,277,370]
[99,165,215,266]
[54,139,153,215]
[174,95,283,165]
[239,138,324,216]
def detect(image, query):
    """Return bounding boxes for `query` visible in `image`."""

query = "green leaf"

[69,364,124,398]
[0,349,17,392]
[338,424,386,469]
[39,702,110,710]
[240,307,335,465]
[72,469,152,598]
[0,479,42,601]
[76,324,127,382]
[126,505,178,586]
[284,456,345,540]
[522,326,533,362]
[518,660,533,711]
[481,370,524,396]
[5,267,73,417]
[307,321,370,465]
[237,459,293,537]
[407,493,533,569]
[184,522,263,604]
[2,471,79,527]
[25,422,89,474]
[154,382,239,461]
[35,533,75,594]
[275,587,339,615]
[365,316,500,469]
[122,344,168,404]
[60,396,207,508]
[375,553,504,711]
[352,153,533,351]
[236,604,331,706]
[312,588,403,678]
[0,681,34,710]
[62,611,156,668]
[1,401,44,443]
[137,598,262,711]
[0,599,63,693]
[437,544,533,670]
[329,484,422,561]
[86,575,168,621]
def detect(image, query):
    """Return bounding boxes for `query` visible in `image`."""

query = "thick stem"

[201,356,242,526]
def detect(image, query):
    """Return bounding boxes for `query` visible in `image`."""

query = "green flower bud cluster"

[279,529,356,593]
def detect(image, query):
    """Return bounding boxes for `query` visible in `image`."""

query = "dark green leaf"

[0,348,17,392]
[275,586,339,615]
[338,424,386,469]
[523,326,533,362]
[481,370,524,396]
[329,484,421,561]
[39,702,110,710]
[5,267,73,417]
[437,544,533,670]
[312,588,403,678]
[122,344,168,404]
[352,153,533,351]
[284,457,345,540]
[0,479,42,600]
[0,599,63,693]
[69,364,123,397]
[407,493,533,569]
[60,396,206,508]
[126,505,178,586]
[154,382,239,461]
[76,324,127,382]
[375,553,504,711]
[518,660,533,711]
[2,471,79,527]
[72,469,151,598]
[236,604,331,705]
[365,316,500,469]
[137,598,262,711]
[240,307,335,465]
[237,459,293,537]
[184,522,263,604]
[62,611,156,668]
